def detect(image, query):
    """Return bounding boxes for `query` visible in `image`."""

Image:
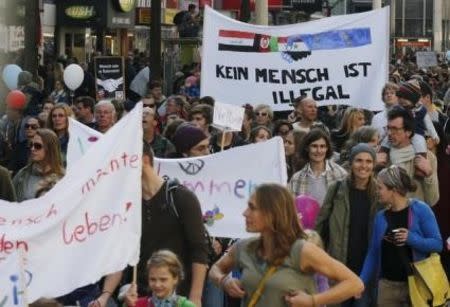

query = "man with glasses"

[385,106,439,206]
[142,107,175,158]
[94,100,116,134]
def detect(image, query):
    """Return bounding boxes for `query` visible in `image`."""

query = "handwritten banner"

[0,250,28,307]
[67,120,287,238]
[0,105,143,303]
[212,101,245,131]
[200,6,389,111]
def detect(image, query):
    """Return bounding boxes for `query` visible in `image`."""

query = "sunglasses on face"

[25,124,39,130]
[144,104,156,108]
[256,112,268,117]
[30,142,43,150]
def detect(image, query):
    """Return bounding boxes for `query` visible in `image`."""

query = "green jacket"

[315,178,382,265]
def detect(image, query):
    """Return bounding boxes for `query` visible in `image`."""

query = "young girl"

[124,250,195,307]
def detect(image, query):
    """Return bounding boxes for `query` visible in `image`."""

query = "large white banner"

[201,6,389,111]
[0,105,143,303]
[67,120,287,238]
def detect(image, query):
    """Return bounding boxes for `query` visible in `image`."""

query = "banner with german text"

[0,105,143,303]
[201,6,389,111]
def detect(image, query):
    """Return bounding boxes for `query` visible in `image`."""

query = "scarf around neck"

[390,145,415,165]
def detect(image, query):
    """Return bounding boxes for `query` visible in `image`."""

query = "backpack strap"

[165,178,181,218]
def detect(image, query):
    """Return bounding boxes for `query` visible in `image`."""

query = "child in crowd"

[304,229,329,305]
[124,250,195,307]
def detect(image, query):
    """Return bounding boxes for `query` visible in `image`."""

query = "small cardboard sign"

[212,101,245,131]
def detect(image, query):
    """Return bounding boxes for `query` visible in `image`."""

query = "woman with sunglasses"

[46,103,73,166]
[13,128,65,201]
[360,165,442,306]
[14,117,41,174]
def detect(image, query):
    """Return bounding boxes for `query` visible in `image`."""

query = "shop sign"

[137,8,151,24]
[65,5,96,19]
[115,0,136,12]
[163,8,179,25]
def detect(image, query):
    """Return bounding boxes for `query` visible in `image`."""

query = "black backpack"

[164,178,216,267]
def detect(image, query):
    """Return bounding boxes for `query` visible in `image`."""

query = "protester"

[249,125,272,143]
[74,96,97,129]
[142,106,176,158]
[360,165,442,306]
[209,183,364,307]
[239,105,254,141]
[253,104,274,128]
[188,104,213,137]
[291,96,319,133]
[382,106,439,206]
[0,90,27,172]
[289,128,347,206]
[284,130,307,180]
[171,123,210,157]
[131,145,208,306]
[13,128,64,201]
[149,80,166,108]
[371,82,399,142]
[272,119,293,139]
[18,70,44,116]
[15,116,41,172]
[49,80,69,104]
[0,164,16,201]
[94,100,116,133]
[124,250,196,307]
[46,103,73,166]
[316,143,382,307]
[331,108,366,153]
[338,126,380,169]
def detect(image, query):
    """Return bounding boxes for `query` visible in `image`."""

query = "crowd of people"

[1,50,450,307]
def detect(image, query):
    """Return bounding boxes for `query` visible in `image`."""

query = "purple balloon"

[295,194,320,229]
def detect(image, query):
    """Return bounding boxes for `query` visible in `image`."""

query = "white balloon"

[2,64,22,90]
[63,64,84,91]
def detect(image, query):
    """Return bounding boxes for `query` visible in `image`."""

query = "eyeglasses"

[256,112,268,117]
[30,142,43,150]
[25,124,39,130]
[144,104,156,108]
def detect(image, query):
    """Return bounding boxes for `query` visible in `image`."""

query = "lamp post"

[322,0,331,17]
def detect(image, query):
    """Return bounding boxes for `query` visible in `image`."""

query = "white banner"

[0,250,28,307]
[201,6,389,111]
[67,120,287,238]
[0,105,143,302]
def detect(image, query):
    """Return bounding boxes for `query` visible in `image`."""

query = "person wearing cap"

[171,123,210,158]
[315,143,382,307]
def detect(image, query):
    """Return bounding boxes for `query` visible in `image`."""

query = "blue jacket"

[360,198,442,284]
